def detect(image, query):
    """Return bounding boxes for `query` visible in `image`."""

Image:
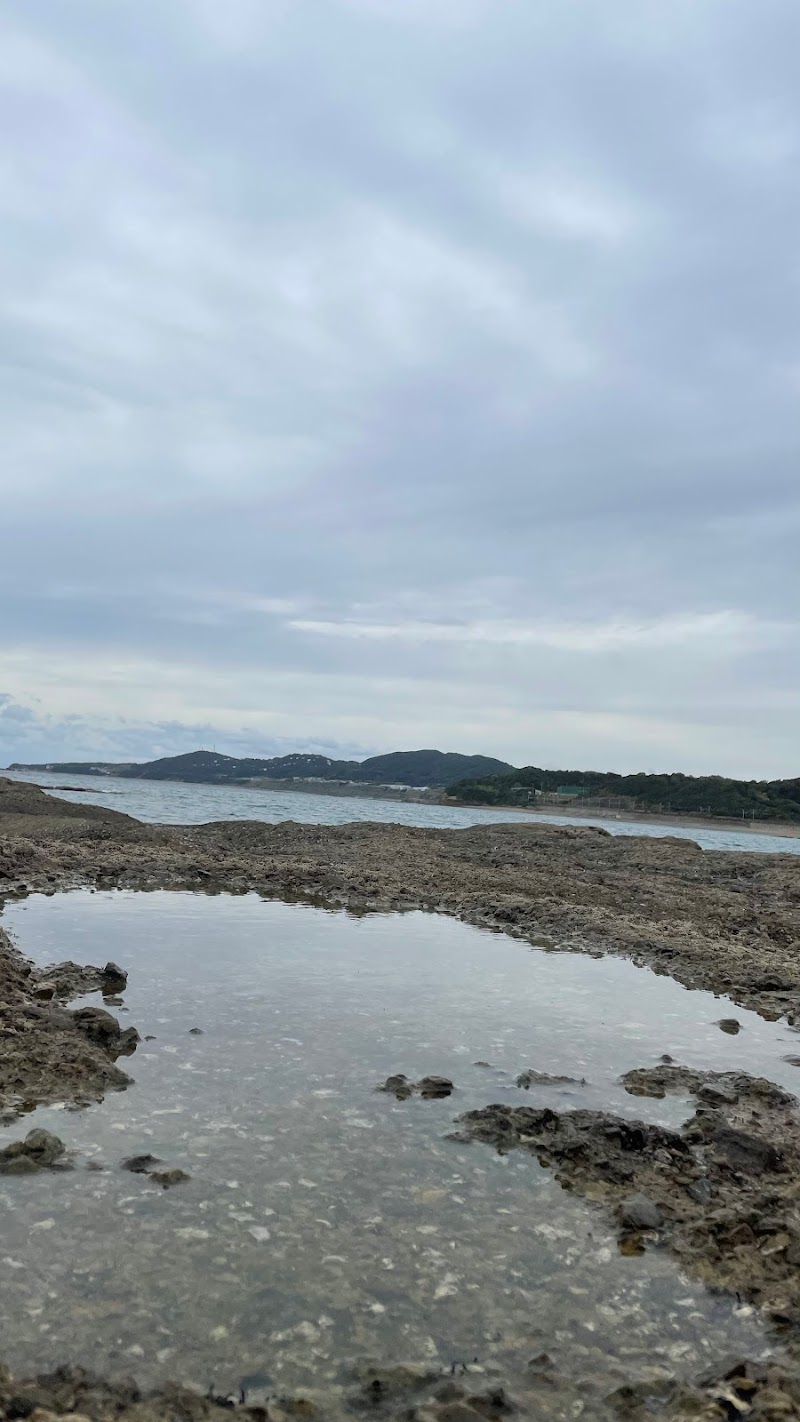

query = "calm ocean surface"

[5,769,800,854]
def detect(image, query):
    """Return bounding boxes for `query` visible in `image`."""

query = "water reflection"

[1,891,796,1396]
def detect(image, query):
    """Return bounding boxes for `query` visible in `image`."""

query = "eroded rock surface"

[378,1074,454,1099]
[456,1067,800,1329]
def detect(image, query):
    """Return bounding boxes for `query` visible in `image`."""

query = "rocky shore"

[3,776,800,1419]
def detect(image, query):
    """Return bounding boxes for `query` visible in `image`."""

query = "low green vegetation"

[448,767,800,823]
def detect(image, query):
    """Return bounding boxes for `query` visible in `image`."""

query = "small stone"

[619,1193,662,1231]
[188,1027,204,1035]
[379,1074,412,1099]
[150,1169,190,1189]
[718,1018,741,1035]
[416,1075,454,1099]
[686,1178,712,1205]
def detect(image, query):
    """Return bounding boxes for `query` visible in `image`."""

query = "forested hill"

[448,766,800,822]
[8,748,513,789]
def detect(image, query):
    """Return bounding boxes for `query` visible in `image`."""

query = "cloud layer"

[1,0,799,774]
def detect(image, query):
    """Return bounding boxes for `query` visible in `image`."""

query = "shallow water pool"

[1,891,797,1402]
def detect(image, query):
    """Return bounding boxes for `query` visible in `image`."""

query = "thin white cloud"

[289,610,790,655]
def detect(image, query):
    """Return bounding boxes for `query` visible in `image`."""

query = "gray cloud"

[1,0,798,775]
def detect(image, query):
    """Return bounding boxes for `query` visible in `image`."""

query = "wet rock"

[150,1169,190,1189]
[783,1055,800,1067]
[34,960,125,1002]
[101,961,127,990]
[458,1063,800,1326]
[379,1074,412,1100]
[121,1154,162,1174]
[24,1129,66,1166]
[71,1007,140,1059]
[188,1027,204,1035]
[378,1073,454,1099]
[718,1017,741,1034]
[619,1193,661,1231]
[622,1065,791,1111]
[417,1075,454,1099]
[516,1069,585,1089]
[0,1129,66,1174]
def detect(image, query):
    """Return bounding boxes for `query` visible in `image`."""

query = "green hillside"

[448,766,800,822]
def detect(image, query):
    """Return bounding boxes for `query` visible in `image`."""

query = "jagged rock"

[71,1007,139,1059]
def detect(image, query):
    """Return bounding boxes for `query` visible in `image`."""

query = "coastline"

[445,796,800,838]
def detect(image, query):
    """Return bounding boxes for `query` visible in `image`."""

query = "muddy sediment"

[3,777,800,1417]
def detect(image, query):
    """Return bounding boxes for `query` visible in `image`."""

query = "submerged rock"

[516,1069,585,1089]
[121,1153,162,1174]
[121,1154,189,1188]
[378,1074,454,1099]
[718,1017,741,1034]
[150,1168,190,1189]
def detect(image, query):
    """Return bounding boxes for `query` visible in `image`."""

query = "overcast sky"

[1,0,799,776]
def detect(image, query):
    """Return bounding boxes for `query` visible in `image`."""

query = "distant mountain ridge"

[8,747,514,789]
